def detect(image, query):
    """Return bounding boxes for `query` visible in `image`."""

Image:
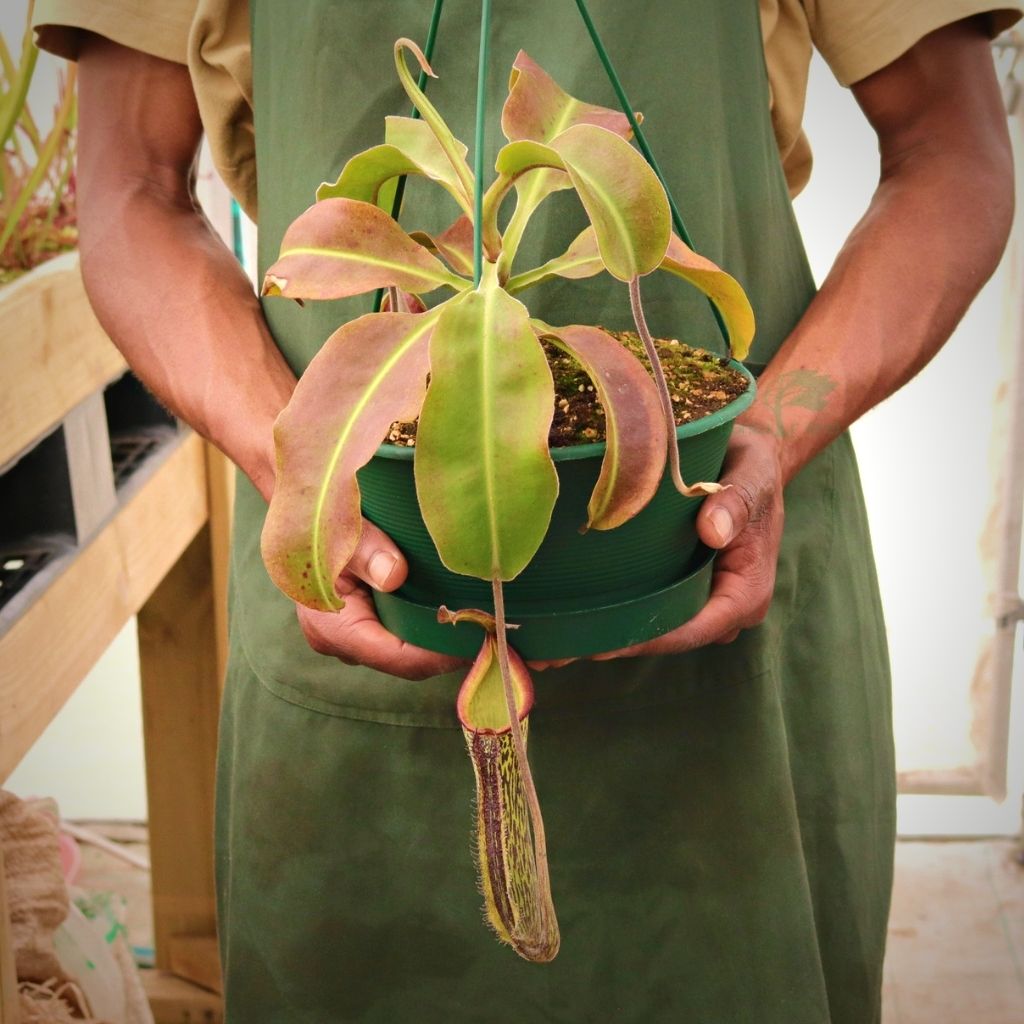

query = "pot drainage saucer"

[372,545,716,660]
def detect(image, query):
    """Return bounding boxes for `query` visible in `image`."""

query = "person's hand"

[295,518,468,680]
[593,425,784,660]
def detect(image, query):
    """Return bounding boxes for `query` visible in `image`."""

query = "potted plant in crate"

[1,14,77,287]
[260,39,756,963]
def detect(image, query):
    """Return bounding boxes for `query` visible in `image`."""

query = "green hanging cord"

[373,0,446,312]
[572,0,732,356]
[472,0,494,287]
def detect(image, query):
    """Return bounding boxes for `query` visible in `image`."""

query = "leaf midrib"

[282,245,457,288]
[309,314,438,604]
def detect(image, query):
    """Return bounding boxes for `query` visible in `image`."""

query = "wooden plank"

[63,391,117,544]
[0,253,126,467]
[142,970,223,1024]
[898,766,986,797]
[203,444,235,688]
[0,433,208,782]
[0,847,19,1024]
[168,934,223,995]
[138,526,221,971]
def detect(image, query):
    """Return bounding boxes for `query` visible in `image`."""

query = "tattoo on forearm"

[750,369,837,440]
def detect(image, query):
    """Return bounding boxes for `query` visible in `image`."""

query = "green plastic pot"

[358,361,756,660]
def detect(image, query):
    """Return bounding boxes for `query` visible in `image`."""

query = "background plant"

[0,7,78,287]
[261,39,756,961]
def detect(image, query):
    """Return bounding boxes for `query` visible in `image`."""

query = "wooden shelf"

[142,970,223,1024]
[0,255,229,1023]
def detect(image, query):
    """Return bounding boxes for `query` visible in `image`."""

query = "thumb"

[344,518,408,592]
[697,484,753,550]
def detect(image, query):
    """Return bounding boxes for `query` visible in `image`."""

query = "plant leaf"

[409,214,475,277]
[261,309,438,611]
[494,51,643,276]
[261,197,467,300]
[393,39,475,203]
[315,144,417,208]
[536,322,666,530]
[548,124,670,281]
[385,115,473,210]
[659,235,756,360]
[506,226,603,293]
[501,50,637,145]
[415,280,558,581]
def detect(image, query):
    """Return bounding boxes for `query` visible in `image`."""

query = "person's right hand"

[295,518,468,680]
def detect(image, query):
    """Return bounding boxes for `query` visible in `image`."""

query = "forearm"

[76,34,295,502]
[78,185,294,501]
[743,19,1013,484]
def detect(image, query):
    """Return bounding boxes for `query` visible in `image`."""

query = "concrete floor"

[73,830,1024,1020]
[883,840,1024,1024]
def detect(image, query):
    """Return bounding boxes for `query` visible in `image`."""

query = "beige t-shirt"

[33,0,1023,221]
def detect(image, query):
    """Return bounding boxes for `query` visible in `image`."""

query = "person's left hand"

[592,425,785,660]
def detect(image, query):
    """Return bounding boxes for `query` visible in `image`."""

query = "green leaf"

[535,323,666,530]
[409,214,475,277]
[501,50,638,145]
[415,279,558,581]
[548,124,670,281]
[506,226,603,293]
[393,39,475,203]
[384,115,473,211]
[261,197,468,300]
[494,50,642,276]
[313,144,414,213]
[261,309,439,611]
[659,235,756,360]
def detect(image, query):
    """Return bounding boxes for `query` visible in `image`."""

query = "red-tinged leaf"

[415,277,558,581]
[261,197,466,301]
[536,322,666,530]
[548,124,670,281]
[410,214,475,276]
[501,51,638,145]
[506,226,603,293]
[660,235,756,360]
[261,310,438,611]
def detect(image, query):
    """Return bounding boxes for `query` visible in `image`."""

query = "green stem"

[472,0,493,287]
[0,30,38,153]
[0,66,76,255]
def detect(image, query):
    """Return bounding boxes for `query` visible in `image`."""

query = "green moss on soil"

[385,330,749,448]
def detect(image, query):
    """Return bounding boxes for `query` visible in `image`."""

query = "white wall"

[794,53,1023,836]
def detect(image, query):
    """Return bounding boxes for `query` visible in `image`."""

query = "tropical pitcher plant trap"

[260,35,756,962]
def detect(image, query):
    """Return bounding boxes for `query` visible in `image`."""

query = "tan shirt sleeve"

[805,0,1023,86]
[32,0,197,65]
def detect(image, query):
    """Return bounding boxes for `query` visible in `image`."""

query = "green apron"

[216,2,896,1020]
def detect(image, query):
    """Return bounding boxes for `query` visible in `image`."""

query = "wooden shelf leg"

[138,525,222,988]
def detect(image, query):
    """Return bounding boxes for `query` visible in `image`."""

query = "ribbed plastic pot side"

[358,362,756,659]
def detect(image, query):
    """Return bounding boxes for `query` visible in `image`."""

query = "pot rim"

[372,358,757,462]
